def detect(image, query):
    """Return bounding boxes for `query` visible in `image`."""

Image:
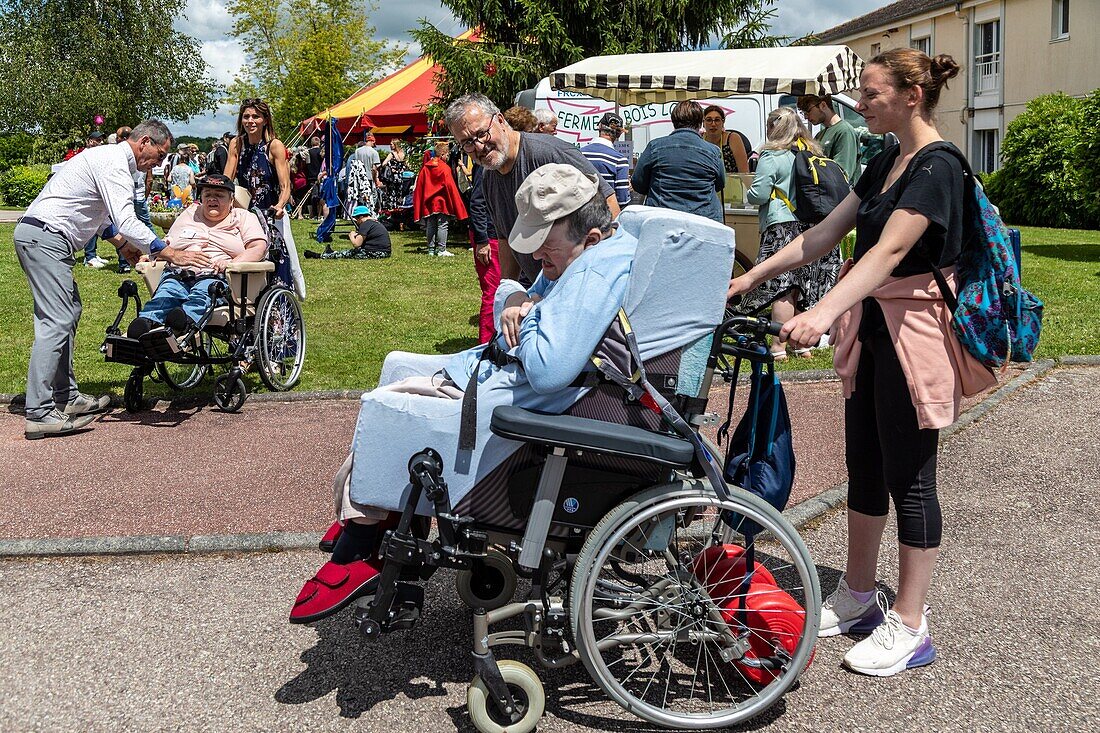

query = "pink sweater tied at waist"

[831,259,997,430]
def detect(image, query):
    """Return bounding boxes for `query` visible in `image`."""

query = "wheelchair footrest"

[103,335,152,366]
[355,582,424,638]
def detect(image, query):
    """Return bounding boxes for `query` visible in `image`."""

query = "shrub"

[0,164,50,207]
[983,92,1096,229]
[0,132,35,173]
[1074,89,1100,226]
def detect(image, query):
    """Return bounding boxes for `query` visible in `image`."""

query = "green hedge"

[0,164,49,207]
[983,91,1100,229]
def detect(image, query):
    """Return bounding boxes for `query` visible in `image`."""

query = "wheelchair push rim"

[571,487,820,729]
[254,287,305,391]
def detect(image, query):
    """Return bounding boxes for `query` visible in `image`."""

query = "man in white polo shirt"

[15,119,174,439]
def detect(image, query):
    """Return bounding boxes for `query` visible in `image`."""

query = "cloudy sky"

[173,0,883,138]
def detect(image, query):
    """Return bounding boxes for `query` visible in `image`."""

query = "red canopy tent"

[301,29,476,143]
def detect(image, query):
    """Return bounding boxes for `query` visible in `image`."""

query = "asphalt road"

[1,367,1096,731]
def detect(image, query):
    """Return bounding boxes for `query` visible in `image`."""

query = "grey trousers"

[14,223,81,420]
[424,213,450,252]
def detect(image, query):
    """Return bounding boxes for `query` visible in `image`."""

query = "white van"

[518,78,879,162]
[517,78,884,274]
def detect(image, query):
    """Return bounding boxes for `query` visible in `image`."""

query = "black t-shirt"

[355,219,391,254]
[306,146,323,181]
[853,143,965,277]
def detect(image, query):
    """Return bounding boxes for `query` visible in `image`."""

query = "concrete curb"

[0,357,1085,559]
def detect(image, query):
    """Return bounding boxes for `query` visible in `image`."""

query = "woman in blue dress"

[223,98,291,220]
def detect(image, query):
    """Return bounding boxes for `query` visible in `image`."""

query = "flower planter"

[150,211,179,231]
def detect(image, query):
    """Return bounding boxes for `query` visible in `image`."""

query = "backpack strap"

[895,141,973,312]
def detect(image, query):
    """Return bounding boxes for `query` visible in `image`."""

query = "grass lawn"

[0,220,1095,397]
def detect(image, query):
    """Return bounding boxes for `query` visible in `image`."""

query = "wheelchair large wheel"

[254,287,305,391]
[569,481,820,729]
[155,333,210,390]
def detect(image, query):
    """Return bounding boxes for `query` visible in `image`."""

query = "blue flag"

[315,118,345,242]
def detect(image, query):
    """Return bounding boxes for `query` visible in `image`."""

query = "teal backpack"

[905,143,1043,368]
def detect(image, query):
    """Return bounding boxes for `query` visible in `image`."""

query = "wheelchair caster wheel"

[124,370,145,413]
[212,373,247,413]
[358,617,382,641]
[467,659,544,733]
[457,549,517,611]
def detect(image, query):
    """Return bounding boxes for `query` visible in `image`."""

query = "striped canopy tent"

[549,46,864,105]
[302,29,477,143]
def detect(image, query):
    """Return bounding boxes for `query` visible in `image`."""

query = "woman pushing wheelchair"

[729,48,994,677]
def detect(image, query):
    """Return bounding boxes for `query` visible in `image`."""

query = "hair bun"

[930,54,961,85]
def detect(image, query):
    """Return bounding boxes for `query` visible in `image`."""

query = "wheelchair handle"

[117,280,138,299]
[722,315,783,338]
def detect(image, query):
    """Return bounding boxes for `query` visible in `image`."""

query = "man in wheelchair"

[291,163,735,624]
[125,173,268,345]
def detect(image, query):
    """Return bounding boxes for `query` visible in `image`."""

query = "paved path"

[1,366,1093,731]
[1,379,856,542]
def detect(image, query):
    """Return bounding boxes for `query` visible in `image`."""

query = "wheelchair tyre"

[467,659,544,733]
[155,331,211,390]
[456,549,517,611]
[569,481,820,729]
[212,373,247,413]
[124,371,145,413]
[254,287,305,391]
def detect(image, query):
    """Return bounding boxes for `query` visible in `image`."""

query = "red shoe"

[318,521,343,553]
[289,559,381,625]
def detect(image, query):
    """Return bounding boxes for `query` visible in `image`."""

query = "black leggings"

[845,327,941,549]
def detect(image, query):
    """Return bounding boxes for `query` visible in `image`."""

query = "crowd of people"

[17,47,982,682]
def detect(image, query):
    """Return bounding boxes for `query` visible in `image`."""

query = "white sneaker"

[819,575,884,637]
[84,256,109,269]
[842,594,936,676]
[436,249,455,258]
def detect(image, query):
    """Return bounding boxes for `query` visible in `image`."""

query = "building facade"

[818,0,1099,171]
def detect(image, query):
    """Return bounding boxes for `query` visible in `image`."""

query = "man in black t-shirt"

[207,132,232,175]
[304,205,391,259]
[444,93,619,283]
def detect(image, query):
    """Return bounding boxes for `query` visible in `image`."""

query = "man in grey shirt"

[445,93,618,283]
[15,119,177,439]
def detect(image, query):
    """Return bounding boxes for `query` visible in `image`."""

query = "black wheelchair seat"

[490,405,694,467]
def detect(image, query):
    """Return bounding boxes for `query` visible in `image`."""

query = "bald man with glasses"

[444,93,620,284]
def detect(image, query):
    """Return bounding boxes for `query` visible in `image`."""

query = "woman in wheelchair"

[126,173,268,343]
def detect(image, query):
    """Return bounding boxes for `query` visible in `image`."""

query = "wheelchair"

[349,313,820,732]
[101,209,306,413]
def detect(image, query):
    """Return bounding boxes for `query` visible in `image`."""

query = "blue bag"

[721,361,795,537]
[907,143,1044,368]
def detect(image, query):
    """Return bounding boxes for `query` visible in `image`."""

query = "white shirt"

[28,144,159,253]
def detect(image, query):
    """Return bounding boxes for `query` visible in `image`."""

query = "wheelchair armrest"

[490,406,694,467]
[223,261,275,273]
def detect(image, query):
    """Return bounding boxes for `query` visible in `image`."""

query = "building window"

[870,42,881,57]
[974,20,1001,95]
[975,129,999,173]
[1052,0,1070,40]
[911,36,931,55]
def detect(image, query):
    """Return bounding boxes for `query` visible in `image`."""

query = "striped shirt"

[580,138,631,207]
[25,143,163,254]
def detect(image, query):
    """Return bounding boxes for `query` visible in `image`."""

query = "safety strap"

[458,337,518,451]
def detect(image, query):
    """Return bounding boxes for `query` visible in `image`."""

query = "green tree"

[412,0,778,112]
[982,93,1096,229]
[227,0,407,139]
[0,0,220,146]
